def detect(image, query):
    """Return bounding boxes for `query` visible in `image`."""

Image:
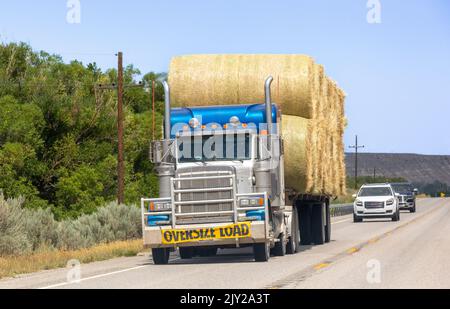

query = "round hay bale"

[169,54,320,119]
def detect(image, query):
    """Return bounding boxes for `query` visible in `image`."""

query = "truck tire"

[179,247,195,259]
[410,202,417,213]
[273,233,287,256]
[254,243,270,262]
[287,206,300,254]
[312,203,326,245]
[299,203,312,246]
[324,202,331,243]
[152,248,170,265]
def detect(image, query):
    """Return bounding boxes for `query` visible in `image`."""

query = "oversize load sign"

[161,222,252,245]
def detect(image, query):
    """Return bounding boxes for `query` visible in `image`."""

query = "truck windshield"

[177,133,251,162]
[391,184,413,194]
[359,187,393,197]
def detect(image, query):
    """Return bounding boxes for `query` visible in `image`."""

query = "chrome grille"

[364,201,385,209]
[172,166,236,224]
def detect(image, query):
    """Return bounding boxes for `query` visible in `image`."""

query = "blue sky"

[1,0,449,155]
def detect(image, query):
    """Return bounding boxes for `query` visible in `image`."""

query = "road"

[0,198,449,289]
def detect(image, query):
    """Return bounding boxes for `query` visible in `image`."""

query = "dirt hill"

[345,153,450,185]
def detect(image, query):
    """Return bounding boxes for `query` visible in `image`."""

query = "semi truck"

[141,76,332,264]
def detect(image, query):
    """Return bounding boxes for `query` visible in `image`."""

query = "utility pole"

[349,135,365,190]
[373,167,376,181]
[152,80,156,141]
[95,52,145,205]
[117,52,125,205]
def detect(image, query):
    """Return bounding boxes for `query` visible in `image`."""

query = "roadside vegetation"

[0,42,164,219]
[0,240,143,279]
[0,194,144,278]
[0,194,142,256]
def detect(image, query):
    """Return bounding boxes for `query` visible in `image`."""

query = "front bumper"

[399,201,415,209]
[354,204,396,218]
[143,221,267,249]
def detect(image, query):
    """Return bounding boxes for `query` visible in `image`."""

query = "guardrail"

[330,203,354,217]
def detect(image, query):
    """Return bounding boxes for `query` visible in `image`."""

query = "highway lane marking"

[38,265,147,289]
[347,247,359,254]
[314,263,330,270]
[267,200,447,289]
[368,237,379,244]
[39,257,181,289]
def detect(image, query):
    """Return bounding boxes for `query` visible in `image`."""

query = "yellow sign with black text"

[161,222,252,245]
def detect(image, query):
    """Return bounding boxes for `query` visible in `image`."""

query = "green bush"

[0,42,162,218]
[0,194,142,256]
[23,207,58,251]
[0,194,31,256]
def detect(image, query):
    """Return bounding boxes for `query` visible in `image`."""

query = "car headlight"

[386,198,394,206]
[240,197,265,207]
[149,201,172,212]
[355,200,363,207]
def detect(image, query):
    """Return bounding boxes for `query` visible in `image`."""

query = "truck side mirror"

[413,188,419,194]
[352,194,357,199]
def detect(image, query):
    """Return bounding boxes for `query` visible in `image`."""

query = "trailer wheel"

[325,202,331,243]
[312,203,326,245]
[299,203,312,246]
[273,233,287,256]
[152,248,170,265]
[179,247,195,259]
[254,242,270,262]
[287,206,300,254]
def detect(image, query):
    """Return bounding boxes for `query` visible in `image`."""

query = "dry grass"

[416,194,430,199]
[0,239,144,279]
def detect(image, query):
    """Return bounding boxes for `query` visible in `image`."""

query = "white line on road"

[38,265,147,289]
[39,257,181,289]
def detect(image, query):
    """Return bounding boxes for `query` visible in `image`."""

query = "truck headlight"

[386,199,394,206]
[149,201,172,212]
[355,200,363,207]
[240,197,265,207]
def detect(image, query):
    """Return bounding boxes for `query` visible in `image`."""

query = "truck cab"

[141,77,301,264]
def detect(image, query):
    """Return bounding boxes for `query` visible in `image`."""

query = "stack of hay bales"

[168,54,346,196]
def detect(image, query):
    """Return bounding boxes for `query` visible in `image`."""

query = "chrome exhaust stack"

[163,81,171,140]
[255,76,274,203]
[264,76,274,138]
[157,81,175,199]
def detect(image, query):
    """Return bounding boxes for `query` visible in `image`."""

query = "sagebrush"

[0,194,142,256]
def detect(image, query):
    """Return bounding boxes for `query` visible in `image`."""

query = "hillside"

[345,153,450,185]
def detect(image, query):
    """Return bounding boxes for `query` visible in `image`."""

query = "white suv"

[353,184,400,223]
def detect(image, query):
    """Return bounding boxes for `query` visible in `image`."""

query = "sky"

[0,0,449,155]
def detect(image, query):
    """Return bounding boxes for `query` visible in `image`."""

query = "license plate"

[161,222,252,245]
